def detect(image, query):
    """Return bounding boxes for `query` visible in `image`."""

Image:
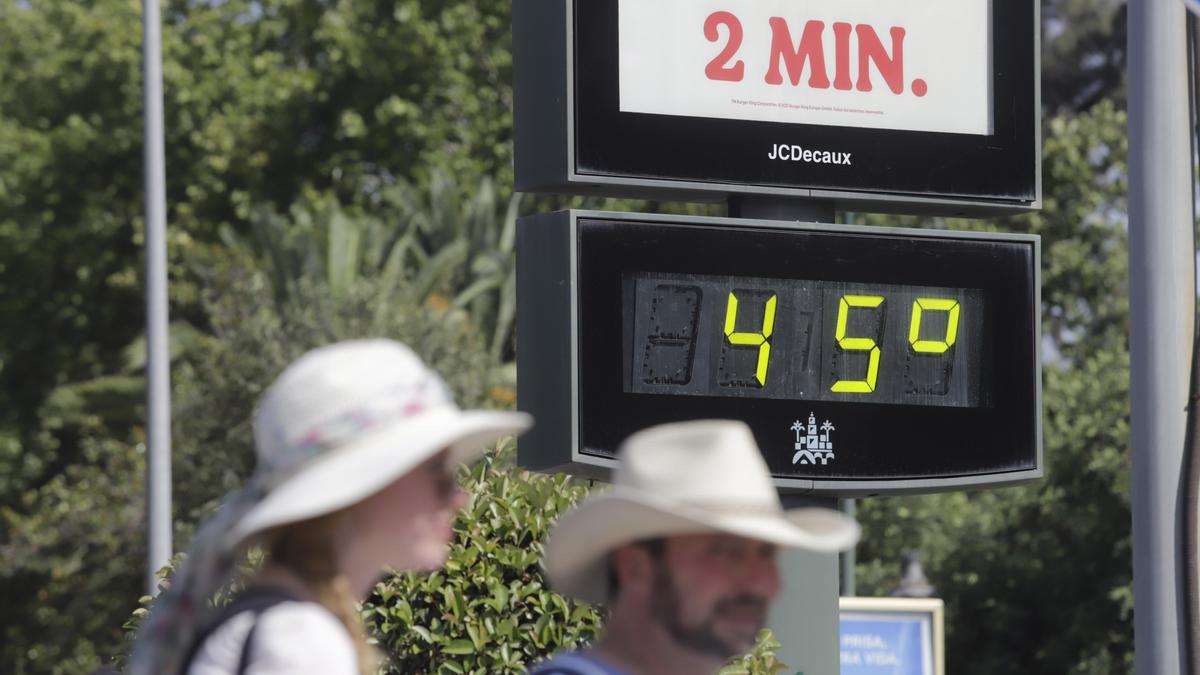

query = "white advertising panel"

[619,0,993,136]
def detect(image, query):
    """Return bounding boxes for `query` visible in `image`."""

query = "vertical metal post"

[727,197,835,223]
[1129,0,1195,671]
[728,197,842,675]
[841,498,857,596]
[142,0,173,596]
[769,495,841,675]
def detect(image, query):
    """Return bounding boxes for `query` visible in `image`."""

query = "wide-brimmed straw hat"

[228,339,532,545]
[543,420,860,605]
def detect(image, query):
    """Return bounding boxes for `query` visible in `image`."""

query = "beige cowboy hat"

[542,419,860,605]
[227,339,531,546]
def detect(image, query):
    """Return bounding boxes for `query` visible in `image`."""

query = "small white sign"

[618,0,993,136]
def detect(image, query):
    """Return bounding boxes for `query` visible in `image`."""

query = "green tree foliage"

[0,0,517,437]
[1,263,501,672]
[0,0,523,659]
[853,101,1132,674]
[0,428,145,674]
[0,0,147,447]
[0,163,523,670]
[1042,0,1127,113]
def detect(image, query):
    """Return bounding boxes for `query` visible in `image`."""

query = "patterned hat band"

[259,376,453,478]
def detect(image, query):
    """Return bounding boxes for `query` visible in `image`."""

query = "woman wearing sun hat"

[129,339,531,675]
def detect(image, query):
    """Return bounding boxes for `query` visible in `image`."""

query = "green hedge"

[366,440,603,673]
[365,441,788,674]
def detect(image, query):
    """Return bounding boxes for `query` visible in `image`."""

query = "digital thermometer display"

[627,273,985,408]
[516,211,1042,494]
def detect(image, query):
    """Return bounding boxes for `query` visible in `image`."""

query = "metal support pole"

[728,197,835,223]
[1129,0,1195,671]
[142,0,173,597]
[841,498,857,596]
[727,196,842,675]
[769,495,841,675]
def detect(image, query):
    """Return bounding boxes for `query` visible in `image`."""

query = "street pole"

[1129,0,1195,671]
[841,498,857,597]
[769,494,841,675]
[141,0,173,597]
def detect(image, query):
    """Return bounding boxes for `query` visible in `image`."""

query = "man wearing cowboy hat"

[531,419,860,675]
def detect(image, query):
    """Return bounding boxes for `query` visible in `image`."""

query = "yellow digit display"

[909,298,961,353]
[630,271,987,408]
[832,294,884,393]
[724,291,778,386]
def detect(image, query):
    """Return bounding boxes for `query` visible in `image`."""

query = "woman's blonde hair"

[264,512,378,675]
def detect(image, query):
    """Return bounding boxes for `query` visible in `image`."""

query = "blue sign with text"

[840,612,933,675]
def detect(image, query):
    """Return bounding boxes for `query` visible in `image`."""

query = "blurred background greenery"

[0,0,1132,673]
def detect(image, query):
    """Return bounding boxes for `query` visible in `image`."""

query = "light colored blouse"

[186,601,358,675]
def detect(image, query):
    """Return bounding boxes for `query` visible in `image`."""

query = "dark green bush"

[366,440,603,673]
[363,439,788,674]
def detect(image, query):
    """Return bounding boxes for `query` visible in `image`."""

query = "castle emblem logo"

[791,413,836,465]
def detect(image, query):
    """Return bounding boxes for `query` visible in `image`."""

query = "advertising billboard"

[514,0,1040,215]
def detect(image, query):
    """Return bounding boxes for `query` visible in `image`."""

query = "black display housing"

[517,211,1042,495]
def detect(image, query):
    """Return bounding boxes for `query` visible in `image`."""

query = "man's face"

[646,534,782,660]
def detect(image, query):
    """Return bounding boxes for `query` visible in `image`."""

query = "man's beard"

[648,559,768,660]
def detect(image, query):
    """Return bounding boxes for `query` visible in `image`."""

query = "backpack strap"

[182,586,306,675]
[234,618,260,675]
